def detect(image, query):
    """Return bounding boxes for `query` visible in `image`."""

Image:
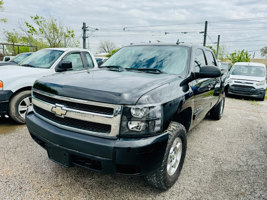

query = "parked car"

[26,44,224,190]
[0,48,97,123]
[2,56,15,62]
[225,62,266,101]
[95,57,108,66]
[0,52,32,66]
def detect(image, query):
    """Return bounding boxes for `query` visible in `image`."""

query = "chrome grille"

[32,89,122,137]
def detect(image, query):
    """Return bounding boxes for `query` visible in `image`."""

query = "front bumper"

[0,90,13,114]
[26,113,168,175]
[228,85,265,99]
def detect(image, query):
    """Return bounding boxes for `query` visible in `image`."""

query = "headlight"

[256,80,266,86]
[0,81,3,90]
[120,105,163,137]
[130,107,149,118]
[225,78,232,85]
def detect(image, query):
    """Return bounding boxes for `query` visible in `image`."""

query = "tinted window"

[205,51,216,66]
[102,46,189,75]
[85,53,94,68]
[194,49,206,72]
[62,53,84,70]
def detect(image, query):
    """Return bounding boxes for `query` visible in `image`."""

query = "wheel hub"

[18,96,32,119]
[167,137,182,176]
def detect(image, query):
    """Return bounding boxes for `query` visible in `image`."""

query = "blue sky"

[1,0,267,57]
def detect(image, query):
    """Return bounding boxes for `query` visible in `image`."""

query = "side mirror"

[180,66,221,87]
[195,66,221,79]
[56,61,72,72]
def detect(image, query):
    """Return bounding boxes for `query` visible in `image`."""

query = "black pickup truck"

[26,44,224,190]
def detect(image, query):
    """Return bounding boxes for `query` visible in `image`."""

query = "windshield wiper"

[100,65,125,72]
[125,68,162,74]
[21,64,35,68]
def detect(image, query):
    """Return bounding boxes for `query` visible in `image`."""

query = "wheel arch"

[10,86,32,100]
[171,105,193,132]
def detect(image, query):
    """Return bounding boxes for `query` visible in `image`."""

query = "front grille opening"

[34,105,111,134]
[33,91,114,115]
[116,164,141,174]
[72,155,102,171]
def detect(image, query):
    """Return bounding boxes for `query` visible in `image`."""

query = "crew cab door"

[190,48,218,125]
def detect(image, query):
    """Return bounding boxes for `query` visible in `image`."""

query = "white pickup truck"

[0,48,97,123]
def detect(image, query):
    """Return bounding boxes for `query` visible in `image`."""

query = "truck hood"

[0,65,52,91]
[229,75,265,82]
[34,69,183,105]
[0,65,50,81]
[0,61,18,66]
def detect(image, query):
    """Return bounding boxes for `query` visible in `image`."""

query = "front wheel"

[259,90,265,101]
[9,90,32,124]
[144,122,187,190]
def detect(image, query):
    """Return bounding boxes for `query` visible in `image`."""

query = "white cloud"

[0,0,266,57]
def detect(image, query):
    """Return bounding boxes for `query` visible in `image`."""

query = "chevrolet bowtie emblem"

[51,104,67,118]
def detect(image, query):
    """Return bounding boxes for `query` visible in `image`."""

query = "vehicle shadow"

[226,94,264,101]
[52,164,162,197]
[0,115,15,124]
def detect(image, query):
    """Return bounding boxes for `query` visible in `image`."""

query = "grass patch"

[249,100,260,106]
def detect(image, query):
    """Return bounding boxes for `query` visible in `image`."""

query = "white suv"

[0,48,97,123]
[225,62,266,101]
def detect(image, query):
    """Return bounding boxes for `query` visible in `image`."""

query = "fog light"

[128,121,146,132]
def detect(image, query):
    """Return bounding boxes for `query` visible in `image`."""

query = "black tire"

[144,122,187,190]
[259,91,265,101]
[210,94,225,120]
[9,90,32,124]
[225,86,229,97]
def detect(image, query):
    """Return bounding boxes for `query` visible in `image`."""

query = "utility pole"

[203,21,208,46]
[82,22,88,49]
[216,35,220,59]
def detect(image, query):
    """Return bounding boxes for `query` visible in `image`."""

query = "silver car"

[225,62,266,101]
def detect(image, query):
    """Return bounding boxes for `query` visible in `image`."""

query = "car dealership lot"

[0,98,266,200]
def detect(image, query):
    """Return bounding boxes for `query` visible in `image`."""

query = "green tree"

[207,46,216,55]
[25,15,79,48]
[107,48,120,57]
[4,30,44,54]
[227,49,251,64]
[260,47,267,58]
[4,30,21,54]
[0,0,7,23]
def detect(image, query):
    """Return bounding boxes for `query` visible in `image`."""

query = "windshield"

[20,49,64,69]
[11,53,32,64]
[102,46,189,75]
[231,65,265,77]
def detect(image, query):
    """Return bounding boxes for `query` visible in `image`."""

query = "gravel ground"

[0,97,266,200]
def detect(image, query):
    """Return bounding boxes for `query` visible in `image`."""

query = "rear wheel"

[9,90,32,124]
[144,122,187,190]
[210,94,225,120]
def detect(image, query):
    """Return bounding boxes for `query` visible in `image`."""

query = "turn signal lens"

[0,81,3,90]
